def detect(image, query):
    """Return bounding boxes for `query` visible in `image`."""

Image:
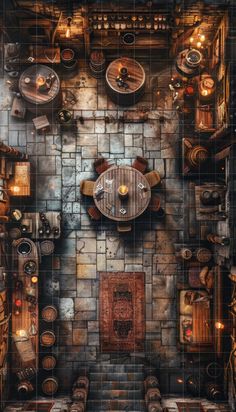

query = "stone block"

[107,260,124,271]
[161,328,176,346]
[75,297,97,311]
[110,134,124,154]
[153,276,175,299]
[59,298,74,320]
[81,145,98,159]
[73,328,88,345]
[77,264,97,279]
[153,299,176,321]
[77,280,92,297]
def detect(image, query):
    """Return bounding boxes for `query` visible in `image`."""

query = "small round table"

[105,57,145,106]
[93,166,151,222]
[19,64,61,113]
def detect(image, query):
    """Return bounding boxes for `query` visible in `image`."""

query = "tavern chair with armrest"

[132,156,149,174]
[94,158,111,175]
[145,170,161,188]
[80,180,95,197]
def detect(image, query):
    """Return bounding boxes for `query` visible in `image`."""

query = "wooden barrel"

[72,387,88,402]
[195,247,212,264]
[105,57,145,106]
[61,48,78,72]
[41,376,58,396]
[42,305,58,322]
[179,248,193,261]
[73,376,89,391]
[186,145,209,168]
[145,388,161,403]
[41,354,57,371]
[144,376,160,391]
[40,331,56,347]
[40,240,55,256]
[69,402,85,412]
[205,382,223,401]
[17,380,34,396]
[206,362,223,379]
[89,51,106,78]
[147,402,163,412]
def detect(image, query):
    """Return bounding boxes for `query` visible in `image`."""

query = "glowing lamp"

[190,37,194,43]
[31,276,38,284]
[15,299,22,307]
[215,321,225,330]
[65,17,72,38]
[197,41,202,48]
[199,34,205,42]
[177,378,184,384]
[16,329,27,338]
[11,186,20,194]
[118,185,129,198]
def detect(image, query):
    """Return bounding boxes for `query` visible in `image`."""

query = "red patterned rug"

[99,272,145,352]
[25,402,54,412]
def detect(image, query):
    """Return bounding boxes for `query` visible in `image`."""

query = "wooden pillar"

[0,141,27,160]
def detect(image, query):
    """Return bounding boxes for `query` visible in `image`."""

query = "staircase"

[87,363,145,412]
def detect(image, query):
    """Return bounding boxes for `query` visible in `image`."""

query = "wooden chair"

[80,180,95,197]
[94,158,110,175]
[145,170,161,188]
[148,194,161,212]
[87,206,102,221]
[117,222,132,233]
[132,156,148,174]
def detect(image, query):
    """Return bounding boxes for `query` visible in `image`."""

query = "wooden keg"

[106,57,145,106]
[144,376,160,391]
[17,380,34,396]
[69,402,85,412]
[40,240,55,256]
[195,247,212,264]
[186,145,209,168]
[89,51,106,78]
[145,388,161,403]
[73,376,89,390]
[40,331,56,347]
[41,305,58,322]
[147,402,163,412]
[205,382,223,401]
[179,248,193,261]
[206,362,223,379]
[41,376,58,396]
[72,387,88,402]
[41,354,57,371]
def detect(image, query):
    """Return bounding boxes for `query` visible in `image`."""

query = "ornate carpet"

[99,272,145,352]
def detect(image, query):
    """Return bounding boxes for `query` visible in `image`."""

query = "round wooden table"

[93,166,151,222]
[19,64,61,113]
[105,57,145,106]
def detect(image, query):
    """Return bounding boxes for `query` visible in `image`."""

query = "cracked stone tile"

[153,275,175,298]
[98,133,110,152]
[77,119,95,133]
[59,298,74,320]
[77,280,92,297]
[124,123,143,134]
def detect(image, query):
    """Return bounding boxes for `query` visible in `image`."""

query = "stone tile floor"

[0,59,190,391]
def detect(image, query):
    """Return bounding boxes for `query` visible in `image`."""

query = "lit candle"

[119,66,128,80]
[215,322,225,330]
[36,75,46,91]
[118,185,129,198]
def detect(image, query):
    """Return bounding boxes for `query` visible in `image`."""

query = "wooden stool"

[80,180,95,197]
[132,156,148,174]
[32,115,50,134]
[11,97,26,119]
[148,194,161,212]
[117,222,132,233]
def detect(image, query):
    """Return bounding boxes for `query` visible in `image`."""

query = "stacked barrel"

[69,376,89,412]
[144,375,163,412]
[40,305,59,396]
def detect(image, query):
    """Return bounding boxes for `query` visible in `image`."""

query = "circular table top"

[19,64,60,105]
[93,165,151,222]
[105,57,145,95]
